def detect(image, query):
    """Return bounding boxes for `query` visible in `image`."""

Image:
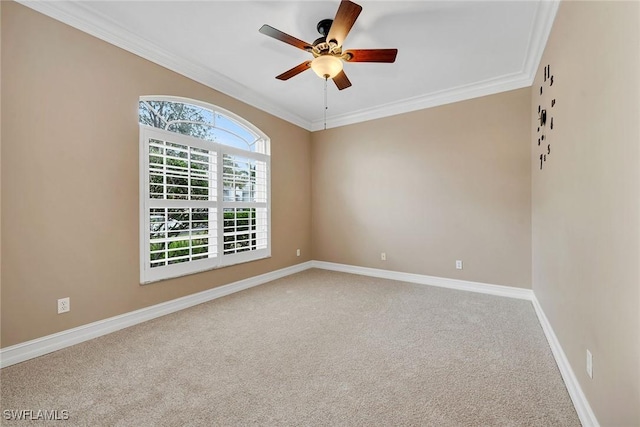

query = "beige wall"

[0,2,312,348]
[4,1,640,423]
[311,89,532,288]
[532,1,640,425]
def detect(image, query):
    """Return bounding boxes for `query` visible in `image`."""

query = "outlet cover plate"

[58,297,70,314]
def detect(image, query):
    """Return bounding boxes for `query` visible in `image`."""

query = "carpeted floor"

[1,269,579,426]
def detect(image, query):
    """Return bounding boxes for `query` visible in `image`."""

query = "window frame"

[139,96,271,284]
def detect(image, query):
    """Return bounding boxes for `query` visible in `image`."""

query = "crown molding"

[311,71,532,131]
[16,0,313,131]
[522,0,561,82]
[17,0,559,133]
[312,0,560,131]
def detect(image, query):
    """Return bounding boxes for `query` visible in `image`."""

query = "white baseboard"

[0,261,313,368]
[0,259,600,427]
[531,295,600,427]
[314,260,598,426]
[311,260,534,300]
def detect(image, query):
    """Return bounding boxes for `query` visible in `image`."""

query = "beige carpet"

[1,269,579,426]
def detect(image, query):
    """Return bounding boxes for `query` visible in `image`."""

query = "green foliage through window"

[140,96,269,284]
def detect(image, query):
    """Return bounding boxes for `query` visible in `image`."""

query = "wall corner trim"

[531,295,601,427]
[0,261,313,368]
[311,261,534,300]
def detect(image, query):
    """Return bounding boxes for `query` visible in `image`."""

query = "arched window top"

[139,96,269,155]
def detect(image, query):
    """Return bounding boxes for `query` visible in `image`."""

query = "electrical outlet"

[456,260,463,270]
[381,252,386,261]
[57,297,70,314]
[296,249,300,257]
[586,349,593,379]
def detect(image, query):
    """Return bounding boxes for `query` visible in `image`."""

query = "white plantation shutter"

[221,153,268,258]
[139,97,270,284]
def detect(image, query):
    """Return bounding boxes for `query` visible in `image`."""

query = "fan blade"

[333,70,352,90]
[326,0,362,48]
[344,49,398,63]
[276,61,312,80]
[259,25,312,51]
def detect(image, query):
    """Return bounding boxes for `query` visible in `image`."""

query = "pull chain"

[323,76,328,130]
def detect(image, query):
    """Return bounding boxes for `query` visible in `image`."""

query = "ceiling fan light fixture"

[259,0,396,89]
[311,55,343,79]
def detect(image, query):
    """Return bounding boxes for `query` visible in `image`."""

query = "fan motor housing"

[313,19,341,56]
[316,19,333,36]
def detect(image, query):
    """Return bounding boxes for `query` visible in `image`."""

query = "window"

[139,96,270,284]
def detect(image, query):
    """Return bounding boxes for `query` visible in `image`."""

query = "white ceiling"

[20,1,558,131]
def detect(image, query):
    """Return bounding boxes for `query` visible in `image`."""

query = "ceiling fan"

[259,0,398,90]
